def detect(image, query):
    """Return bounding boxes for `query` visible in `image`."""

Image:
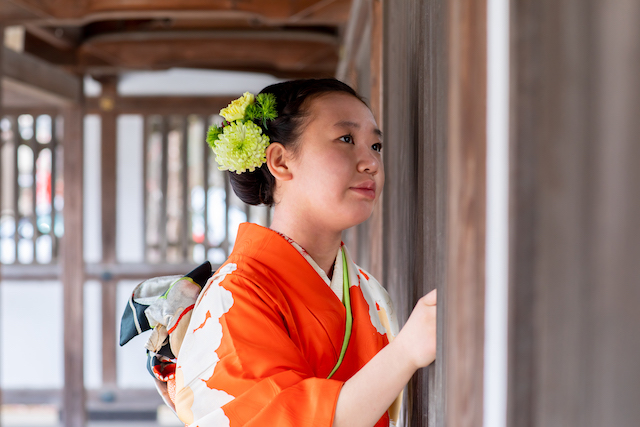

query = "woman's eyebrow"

[334,120,383,138]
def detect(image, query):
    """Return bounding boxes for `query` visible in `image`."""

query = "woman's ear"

[266,143,294,181]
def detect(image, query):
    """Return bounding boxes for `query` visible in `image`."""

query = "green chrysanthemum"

[210,121,270,173]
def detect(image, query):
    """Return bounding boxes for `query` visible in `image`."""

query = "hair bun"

[228,166,274,206]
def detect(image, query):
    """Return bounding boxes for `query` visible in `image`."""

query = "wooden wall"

[382,0,449,426]
[444,0,487,424]
[508,0,640,426]
[0,26,4,427]
[383,0,489,425]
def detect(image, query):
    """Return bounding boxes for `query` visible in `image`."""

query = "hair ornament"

[207,92,278,174]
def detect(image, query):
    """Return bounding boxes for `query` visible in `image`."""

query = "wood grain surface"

[508,0,640,426]
[61,101,86,427]
[99,76,118,387]
[382,0,451,425]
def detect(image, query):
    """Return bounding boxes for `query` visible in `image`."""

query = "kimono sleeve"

[174,262,344,427]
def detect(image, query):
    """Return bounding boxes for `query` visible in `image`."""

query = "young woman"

[174,79,437,427]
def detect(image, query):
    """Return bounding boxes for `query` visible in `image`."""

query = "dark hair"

[228,78,362,206]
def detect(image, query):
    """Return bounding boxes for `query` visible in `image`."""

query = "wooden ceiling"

[0,0,354,79]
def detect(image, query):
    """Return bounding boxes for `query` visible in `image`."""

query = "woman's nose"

[357,147,380,175]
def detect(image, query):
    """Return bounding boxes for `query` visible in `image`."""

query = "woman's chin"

[340,209,377,230]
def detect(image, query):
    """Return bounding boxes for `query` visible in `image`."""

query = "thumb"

[423,289,437,306]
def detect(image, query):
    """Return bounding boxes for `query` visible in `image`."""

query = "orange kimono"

[175,223,399,427]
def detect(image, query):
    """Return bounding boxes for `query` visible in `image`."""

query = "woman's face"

[283,91,384,232]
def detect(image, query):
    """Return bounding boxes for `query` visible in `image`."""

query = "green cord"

[327,249,353,379]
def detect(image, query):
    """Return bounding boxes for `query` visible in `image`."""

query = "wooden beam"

[290,0,351,24]
[0,0,49,23]
[290,0,341,21]
[24,23,77,50]
[445,0,487,425]
[2,46,81,105]
[15,9,347,28]
[0,106,60,116]
[2,387,163,409]
[2,77,71,108]
[84,29,339,45]
[3,0,352,23]
[98,76,118,387]
[61,100,86,427]
[0,262,204,281]
[82,63,333,80]
[77,29,339,73]
[85,95,233,115]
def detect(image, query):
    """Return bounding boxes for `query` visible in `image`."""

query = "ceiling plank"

[24,24,77,49]
[290,0,341,22]
[0,0,52,22]
[74,29,339,75]
[84,95,233,115]
[5,0,351,79]
[4,0,352,23]
[2,46,81,106]
[292,1,351,24]
[83,29,338,45]
[79,37,338,73]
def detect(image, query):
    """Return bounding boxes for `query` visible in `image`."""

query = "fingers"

[422,289,437,306]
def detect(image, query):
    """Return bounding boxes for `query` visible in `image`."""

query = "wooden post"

[367,0,383,281]
[0,25,4,427]
[508,0,640,426]
[445,0,487,426]
[98,76,118,388]
[383,0,448,425]
[419,0,449,424]
[62,97,86,427]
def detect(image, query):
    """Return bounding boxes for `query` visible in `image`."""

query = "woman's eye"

[339,134,354,144]
[372,142,383,153]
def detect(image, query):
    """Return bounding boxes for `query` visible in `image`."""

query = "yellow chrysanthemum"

[211,121,270,173]
[219,92,255,122]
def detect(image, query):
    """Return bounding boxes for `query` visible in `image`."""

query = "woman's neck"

[270,209,342,278]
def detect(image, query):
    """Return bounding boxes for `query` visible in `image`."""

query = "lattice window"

[0,114,62,265]
[142,114,271,265]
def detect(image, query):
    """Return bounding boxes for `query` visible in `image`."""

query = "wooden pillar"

[367,0,384,281]
[0,25,4,427]
[383,0,448,425]
[444,0,487,426]
[97,76,118,387]
[62,98,86,427]
[508,0,640,426]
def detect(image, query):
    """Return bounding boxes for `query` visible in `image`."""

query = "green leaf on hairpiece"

[241,93,278,128]
[206,124,223,148]
[257,93,277,121]
[244,103,260,122]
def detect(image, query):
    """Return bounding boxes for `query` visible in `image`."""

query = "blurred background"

[1,1,639,427]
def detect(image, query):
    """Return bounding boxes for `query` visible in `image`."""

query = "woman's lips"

[351,188,376,199]
[350,183,376,199]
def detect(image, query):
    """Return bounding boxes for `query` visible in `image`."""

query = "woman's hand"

[332,289,438,427]
[394,289,437,369]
